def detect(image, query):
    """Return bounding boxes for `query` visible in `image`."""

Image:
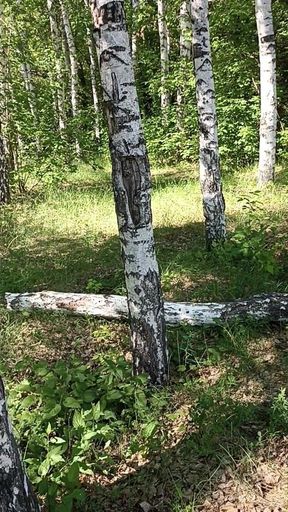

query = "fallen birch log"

[5,291,288,325]
[0,377,40,512]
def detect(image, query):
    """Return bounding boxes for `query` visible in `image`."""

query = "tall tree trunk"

[255,0,277,186]
[0,130,10,204]
[191,0,226,248]
[83,0,100,141]
[47,0,66,133]
[0,378,40,511]
[90,0,168,385]
[131,0,139,65]
[177,0,192,127]
[157,0,170,110]
[20,62,38,125]
[59,0,81,156]
[0,8,10,203]
[20,60,41,153]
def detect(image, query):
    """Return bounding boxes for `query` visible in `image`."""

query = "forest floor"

[1,163,288,511]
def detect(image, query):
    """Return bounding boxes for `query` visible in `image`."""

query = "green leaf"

[43,403,61,420]
[143,421,158,439]
[72,410,85,429]
[63,397,81,409]
[21,395,39,409]
[92,401,102,420]
[83,389,96,402]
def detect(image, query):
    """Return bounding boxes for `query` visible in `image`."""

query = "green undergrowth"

[1,164,288,510]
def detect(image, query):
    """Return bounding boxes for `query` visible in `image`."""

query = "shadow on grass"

[1,217,284,302]
[85,321,288,511]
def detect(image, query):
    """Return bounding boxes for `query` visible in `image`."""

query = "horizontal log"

[5,291,288,326]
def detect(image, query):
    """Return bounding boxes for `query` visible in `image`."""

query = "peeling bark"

[6,291,288,326]
[255,0,277,186]
[191,0,226,248]
[0,378,40,512]
[90,0,168,384]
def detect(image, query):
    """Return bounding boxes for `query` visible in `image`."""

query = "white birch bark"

[179,0,192,59]
[0,131,10,204]
[84,0,100,140]
[0,9,10,204]
[131,0,139,65]
[157,0,170,109]
[59,0,81,155]
[6,291,288,326]
[47,0,66,132]
[191,0,226,248]
[0,378,40,512]
[90,0,168,385]
[21,62,38,124]
[255,0,277,185]
[177,0,192,127]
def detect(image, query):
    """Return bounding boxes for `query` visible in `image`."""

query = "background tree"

[255,0,277,185]
[191,0,226,247]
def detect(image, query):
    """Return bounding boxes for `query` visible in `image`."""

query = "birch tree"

[255,0,277,185]
[0,128,10,204]
[191,0,226,248]
[0,378,40,511]
[59,0,80,156]
[90,0,168,385]
[84,0,100,141]
[131,0,139,65]
[0,8,10,204]
[177,0,192,127]
[47,0,66,133]
[157,0,170,110]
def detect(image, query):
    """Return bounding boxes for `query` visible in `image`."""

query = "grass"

[1,163,288,511]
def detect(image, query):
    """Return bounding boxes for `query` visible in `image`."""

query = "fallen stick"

[5,291,288,326]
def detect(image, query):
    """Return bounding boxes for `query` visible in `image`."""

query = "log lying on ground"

[0,377,40,512]
[5,291,288,326]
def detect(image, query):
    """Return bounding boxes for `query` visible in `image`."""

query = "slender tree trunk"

[0,130,10,204]
[131,0,139,65]
[191,0,226,248]
[59,0,80,156]
[0,9,10,203]
[255,0,277,186]
[0,378,40,511]
[177,0,192,127]
[47,0,66,132]
[21,62,38,124]
[90,0,168,385]
[20,60,41,153]
[87,27,100,141]
[83,0,100,141]
[157,0,170,110]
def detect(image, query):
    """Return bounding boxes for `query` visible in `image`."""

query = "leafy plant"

[217,193,278,275]
[8,356,151,511]
[270,388,288,434]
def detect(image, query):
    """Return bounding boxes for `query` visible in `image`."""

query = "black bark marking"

[260,34,275,44]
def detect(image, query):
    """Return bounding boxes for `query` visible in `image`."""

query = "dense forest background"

[1,0,288,189]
